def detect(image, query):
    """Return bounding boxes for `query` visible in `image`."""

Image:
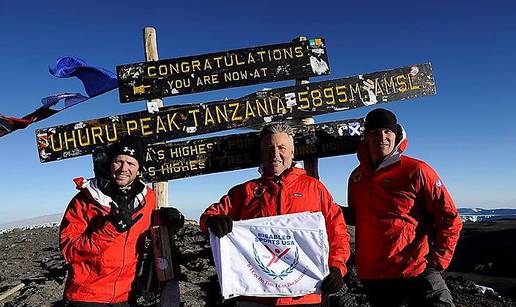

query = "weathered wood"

[293,36,319,179]
[0,283,24,302]
[117,38,330,103]
[143,27,175,285]
[37,63,435,162]
[93,118,363,182]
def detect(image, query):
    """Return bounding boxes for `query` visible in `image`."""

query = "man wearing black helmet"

[59,135,184,306]
[345,108,462,307]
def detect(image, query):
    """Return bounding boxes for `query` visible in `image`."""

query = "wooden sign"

[117,38,330,103]
[37,63,435,162]
[92,118,364,182]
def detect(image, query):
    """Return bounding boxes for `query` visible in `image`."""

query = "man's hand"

[321,266,343,294]
[159,207,185,234]
[107,203,142,233]
[206,214,233,238]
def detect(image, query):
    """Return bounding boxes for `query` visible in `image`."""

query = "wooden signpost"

[92,118,364,182]
[117,38,330,103]
[36,62,435,163]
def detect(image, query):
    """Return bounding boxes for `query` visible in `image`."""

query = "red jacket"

[60,177,156,303]
[200,167,350,305]
[347,134,462,280]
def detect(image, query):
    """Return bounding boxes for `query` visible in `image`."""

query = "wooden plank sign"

[37,63,435,162]
[117,38,330,103]
[92,118,364,182]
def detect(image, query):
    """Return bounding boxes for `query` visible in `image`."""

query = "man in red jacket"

[346,108,462,307]
[200,122,350,306]
[60,136,184,307]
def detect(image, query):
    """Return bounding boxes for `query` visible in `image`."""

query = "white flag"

[210,212,329,299]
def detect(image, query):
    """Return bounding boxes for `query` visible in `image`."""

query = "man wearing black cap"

[59,135,184,306]
[345,108,462,307]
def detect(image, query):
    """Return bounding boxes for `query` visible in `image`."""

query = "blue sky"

[1,1,515,224]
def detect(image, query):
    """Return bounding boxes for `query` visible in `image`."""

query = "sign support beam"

[294,36,319,179]
[143,27,179,306]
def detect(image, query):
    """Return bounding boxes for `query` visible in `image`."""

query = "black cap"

[364,108,398,133]
[108,135,145,169]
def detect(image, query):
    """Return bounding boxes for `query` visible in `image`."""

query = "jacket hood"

[356,124,408,172]
[73,177,148,209]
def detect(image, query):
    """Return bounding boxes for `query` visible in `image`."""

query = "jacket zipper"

[276,180,283,215]
[112,229,129,302]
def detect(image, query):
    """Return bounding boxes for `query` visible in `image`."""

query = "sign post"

[294,36,318,179]
[143,27,179,307]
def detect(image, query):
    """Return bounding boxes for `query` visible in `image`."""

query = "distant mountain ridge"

[459,208,516,223]
[0,213,62,234]
[1,208,515,231]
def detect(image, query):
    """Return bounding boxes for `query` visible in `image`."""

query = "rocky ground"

[0,221,515,307]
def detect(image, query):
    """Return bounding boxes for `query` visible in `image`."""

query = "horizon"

[1,1,515,224]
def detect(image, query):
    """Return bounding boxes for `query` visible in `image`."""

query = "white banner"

[209,212,329,299]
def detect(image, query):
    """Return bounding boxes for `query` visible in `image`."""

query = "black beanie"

[108,135,145,169]
[364,108,398,133]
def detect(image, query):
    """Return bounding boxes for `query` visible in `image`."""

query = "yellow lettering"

[298,91,310,110]
[147,66,157,77]
[213,56,223,68]
[157,149,165,160]
[204,59,212,70]
[323,87,335,105]
[126,120,138,135]
[181,62,190,73]
[167,113,181,130]
[229,102,243,121]
[335,85,348,103]
[188,109,200,127]
[349,83,362,101]
[374,78,385,96]
[274,96,287,114]
[396,75,407,92]
[215,104,229,123]
[284,47,293,59]
[256,99,269,116]
[294,46,304,58]
[140,117,152,136]
[156,116,167,133]
[159,64,168,76]
[191,60,201,72]
[256,51,266,62]
[91,127,103,144]
[383,77,395,94]
[407,74,420,90]
[247,53,256,64]
[105,124,117,142]
[245,101,256,120]
[204,107,215,125]
[235,54,245,65]
[50,134,63,152]
[77,129,91,147]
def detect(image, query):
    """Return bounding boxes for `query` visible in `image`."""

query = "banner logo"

[253,233,299,280]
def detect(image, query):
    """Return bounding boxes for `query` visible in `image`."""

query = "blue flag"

[49,56,118,97]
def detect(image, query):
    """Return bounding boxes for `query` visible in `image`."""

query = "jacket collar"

[73,177,148,208]
[261,163,306,187]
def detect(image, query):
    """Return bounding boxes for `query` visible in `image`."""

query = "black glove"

[321,266,343,294]
[159,207,185,234]
[108,203,143,232]
[206,214,233,238]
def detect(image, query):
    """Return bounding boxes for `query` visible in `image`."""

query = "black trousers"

[362,268,455,307]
